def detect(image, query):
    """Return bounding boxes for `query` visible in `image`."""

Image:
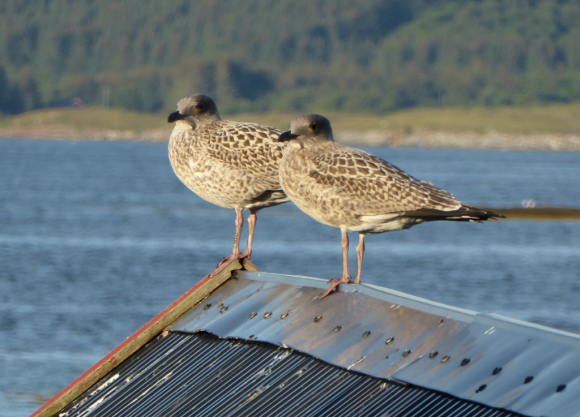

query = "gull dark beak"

[278,131,299,142]
[168,111,185,123]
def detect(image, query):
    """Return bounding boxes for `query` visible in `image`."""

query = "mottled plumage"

[168,95,288,275]
[278,114,504,298]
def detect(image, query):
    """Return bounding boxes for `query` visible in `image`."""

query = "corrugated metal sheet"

[59,332,519,417]
[33,260,253,417]
[167,271,580,417]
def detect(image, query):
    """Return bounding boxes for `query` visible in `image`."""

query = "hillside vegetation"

[2,0,580,115]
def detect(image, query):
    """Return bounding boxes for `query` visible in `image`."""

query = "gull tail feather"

[403,205,505,222]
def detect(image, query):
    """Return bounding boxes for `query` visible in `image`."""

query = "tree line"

[1,0,580,115]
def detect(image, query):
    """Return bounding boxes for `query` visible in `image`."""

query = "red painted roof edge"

[32,260,254,417]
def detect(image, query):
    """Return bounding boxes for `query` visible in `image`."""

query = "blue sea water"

[1,139,580,416]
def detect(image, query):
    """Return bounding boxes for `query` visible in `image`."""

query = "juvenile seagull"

[168,95,288,276]
[278,114,504,299]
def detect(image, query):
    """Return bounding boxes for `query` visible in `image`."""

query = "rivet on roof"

[402,350,411,358]
[264,312,272,319]
[362,331,371,339]
[429,350,438,359]
[249,312,257,320]
[220,306,228,314]
[385,336,394,345]
[280,312,289,320]
[203,303,212,310]
[492,367,502,375]
[557,384,566,392]
[461,358,471,366]
[314,316,323,323]
[217,303,223,308]
[332,326,342,333]
[476,384,487,393]
[441,356,451,363]
[524,376,534,384]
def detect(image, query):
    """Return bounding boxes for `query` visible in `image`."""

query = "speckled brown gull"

[168,95,288,276]
[278,114,504,299]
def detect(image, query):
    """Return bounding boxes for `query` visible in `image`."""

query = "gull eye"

[311,123,317,131]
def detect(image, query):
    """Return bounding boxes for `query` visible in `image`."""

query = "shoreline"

[336,129,580,152]
[2,125,580,152]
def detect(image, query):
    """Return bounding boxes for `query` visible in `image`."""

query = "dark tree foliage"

[1,0,580,114]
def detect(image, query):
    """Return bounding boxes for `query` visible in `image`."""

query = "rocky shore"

[0,125,171,142]
[335,129,580,152]
[2,124,580,152]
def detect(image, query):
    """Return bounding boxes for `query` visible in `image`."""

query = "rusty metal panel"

[169,271,580,417]
[58,332,519,417]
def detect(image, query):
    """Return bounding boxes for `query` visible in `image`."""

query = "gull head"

[278,114,334,146]
[168,94,220,128]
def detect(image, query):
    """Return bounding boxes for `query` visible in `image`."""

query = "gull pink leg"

[209,209,244,278]
[354,233,366,284]
[320,229,351,300]
[241,210,257,260]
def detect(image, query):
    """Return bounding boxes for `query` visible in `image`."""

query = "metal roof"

[35,265,580,416]
[58,332,519,416]
[32,261,251,417]
[169,271,580,417]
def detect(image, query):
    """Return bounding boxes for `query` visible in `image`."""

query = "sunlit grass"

[230,104,580,134]
[0,107,166,132]
[228,112,390,132]
[2,103,580,135]
[379,104,580,134]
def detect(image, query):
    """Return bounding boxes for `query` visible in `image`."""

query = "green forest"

[1,0,580,115]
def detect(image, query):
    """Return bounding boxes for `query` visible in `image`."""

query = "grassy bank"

[4,103,580,133]
[234,103,580,135]
[0,107,164,132]
[1,104,580,147]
